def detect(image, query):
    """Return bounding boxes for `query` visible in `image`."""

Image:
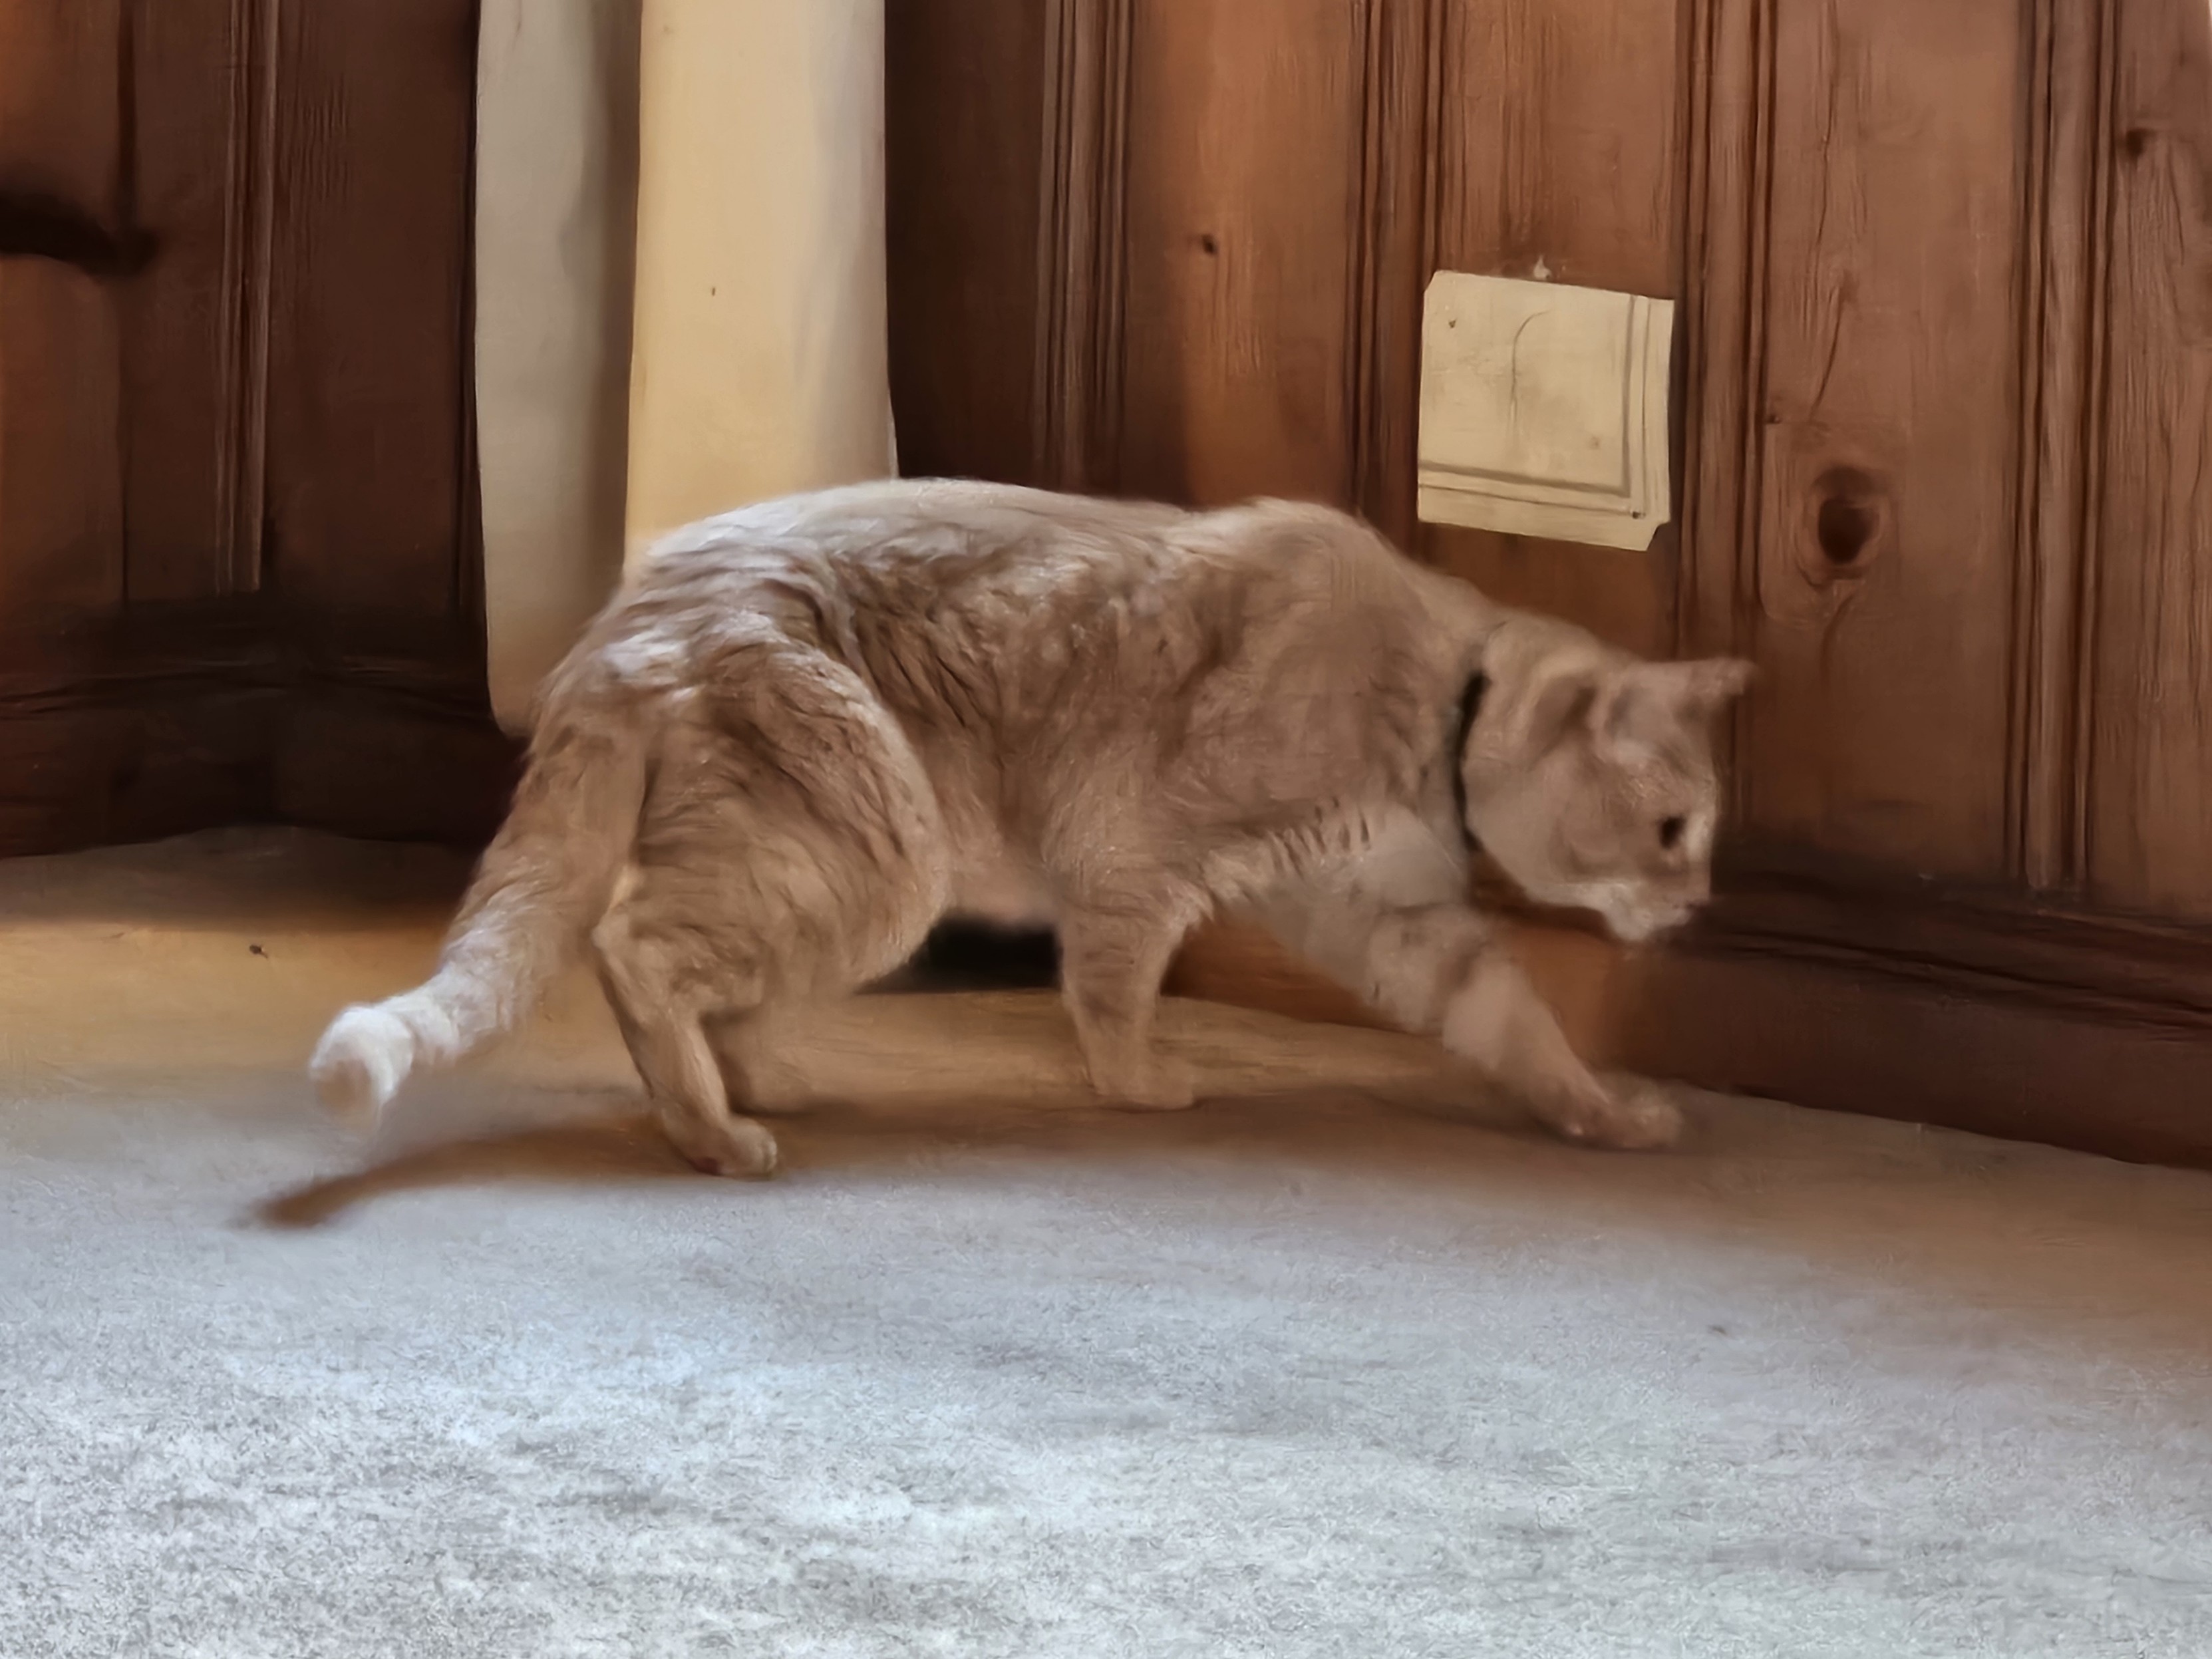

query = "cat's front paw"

[659,1107,781,1179]
[1535,1080,1684,1151]
[1090,1054,1200,1112]
[1597,1080,1686,1150]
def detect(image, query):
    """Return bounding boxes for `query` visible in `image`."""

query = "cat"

[310,479,1752,1176]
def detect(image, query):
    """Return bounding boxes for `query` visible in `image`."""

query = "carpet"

[3,831,2210,1657]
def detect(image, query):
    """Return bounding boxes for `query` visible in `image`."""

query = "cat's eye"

[1658,815,1686,851]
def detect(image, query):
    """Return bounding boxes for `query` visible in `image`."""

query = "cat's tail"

[307,690,649,1128]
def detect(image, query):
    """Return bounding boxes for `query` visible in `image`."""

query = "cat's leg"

[1058,888,1205,1110]
[1434,941,1682,1149]
[1261,890,1680,1150]
[593,895,782,1177]
[704,1010,816,1118]
[596,845,949,1170]
[596,648,953,1175]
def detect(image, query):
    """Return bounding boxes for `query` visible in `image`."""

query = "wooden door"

[0,0,512,857]
[1641,0,2212,1163]
[887,0,2212,1165]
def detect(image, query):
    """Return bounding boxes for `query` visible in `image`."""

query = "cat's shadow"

[254,1110,696,1228]
[250,1082,1527,1230]
[244,1079,2212,1376]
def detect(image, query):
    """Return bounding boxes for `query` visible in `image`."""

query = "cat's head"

[1458,620,1754,943]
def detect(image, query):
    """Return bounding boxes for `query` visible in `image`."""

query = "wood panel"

[1681,0,2110,897]
[1416,0,1685,657]
[0,3,120,208]
[2086,0,2212,918]
[1115,0,1366,506]
[883,0,1050,488]
[120,0,272,601]
[1034,0,1134,494]
[1344,0,1440,547]
[1678,0,2205,915]
[0,1,277,611]
[263,0,478,622]
[0,263,124,611]
[0,1,126,611]
[1744,0,2028,877]
[1649,0,2212,1166]
[0,0,502,858]
[883,0,2212,1167]
[2007,0,2118,893]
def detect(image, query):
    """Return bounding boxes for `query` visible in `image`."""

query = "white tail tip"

[308,1004,416,1130]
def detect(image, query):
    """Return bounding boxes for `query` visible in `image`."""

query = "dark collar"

[1448,671,1490,854]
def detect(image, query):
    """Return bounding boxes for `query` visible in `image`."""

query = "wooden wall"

[885,0,1699,1033]
[883,0,1049,488]
[0,0,511,857]
[1647,0,2212,1166]
[3,0,2201,1160]
[887,0,2212,1166]
[1419,0,1686,656]
[887,0,1692,632]
[2090,0,2212,919]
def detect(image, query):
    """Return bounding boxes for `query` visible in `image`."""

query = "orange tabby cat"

[312,481,1750,1176]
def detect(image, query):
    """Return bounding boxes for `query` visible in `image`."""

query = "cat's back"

[636,478,1430,609]
[641,479,1182,581]
[617,480,1475,704]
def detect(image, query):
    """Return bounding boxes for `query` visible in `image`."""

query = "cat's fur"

[311,480,1751,1175]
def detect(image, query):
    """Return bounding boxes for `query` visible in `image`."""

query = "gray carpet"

[5,832,2211,1657]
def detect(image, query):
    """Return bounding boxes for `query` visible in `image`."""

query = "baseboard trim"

[1167,888,2212,1171]
[1615,939,2212,1170]
[0,684,518,858]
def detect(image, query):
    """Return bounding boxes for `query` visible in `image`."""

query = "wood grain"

[0,3,122,207]
[0,0,498,858]
[2008,0,2118,892]
[891,0,2212,1168]
[1116,0,1364,506]
[1346,0,1444,548]
[1034,0,1134,494]
[0,261,124,611]
[262,0,478,620]
[2084,0,2212,919]
[0,596,509,855]
[0,1,275,609]
[1676,0,1766,679]
[884,0,1051,488]
[120,0,274,602]
[1744,0,2028,877]
[0,1,126,611]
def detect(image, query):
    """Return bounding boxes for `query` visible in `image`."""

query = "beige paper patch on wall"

[1416,272,1674,551]
[624,0,894,571]
[474,0,640,733]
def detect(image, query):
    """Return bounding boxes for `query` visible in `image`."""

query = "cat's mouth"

[1603,906,1692,945]
[1559,885,1701,945]
[1480,873,1697,945]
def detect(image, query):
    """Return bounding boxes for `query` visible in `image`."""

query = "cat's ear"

[1678,657,1756,712]
[1495,656,1604,763]
[1589,657,1755,755]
